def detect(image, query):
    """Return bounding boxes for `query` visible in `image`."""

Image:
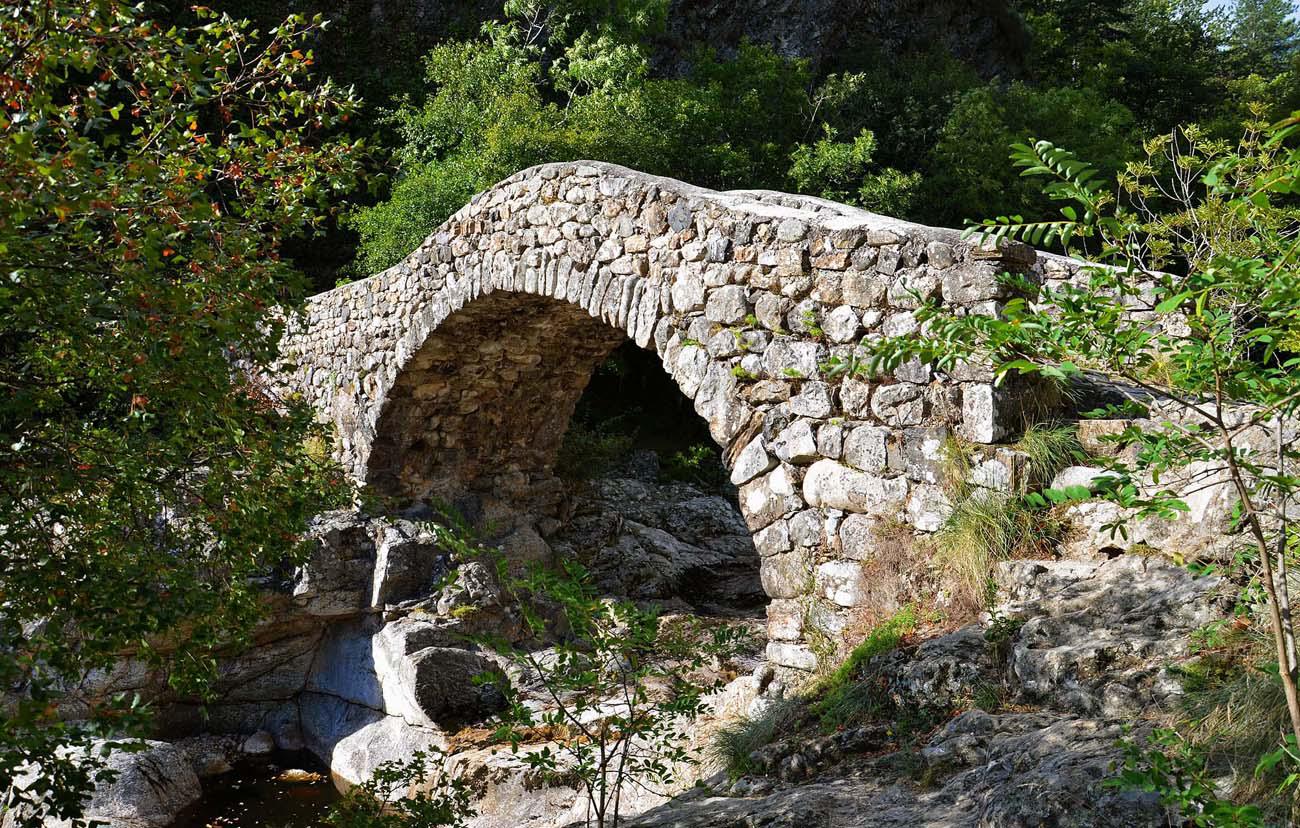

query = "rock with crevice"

[996,555,1223,716]
[25,741,203,828]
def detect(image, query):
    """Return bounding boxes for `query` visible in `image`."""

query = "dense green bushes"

[0,3,365,824]
[337,0,1300,274]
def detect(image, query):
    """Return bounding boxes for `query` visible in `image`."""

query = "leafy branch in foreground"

[867,117,1300,758]
[475,554,746,828]
[326,749,474,828]
[0,2,363,824]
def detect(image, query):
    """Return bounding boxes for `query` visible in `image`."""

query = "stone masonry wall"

[278,161,1055,672]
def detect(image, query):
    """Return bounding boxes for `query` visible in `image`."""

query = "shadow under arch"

[364,291,627,513]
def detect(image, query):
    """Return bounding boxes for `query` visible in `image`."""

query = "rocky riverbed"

[625,553,1226,827]
[50,458,771,827]
[40,428,1245,828]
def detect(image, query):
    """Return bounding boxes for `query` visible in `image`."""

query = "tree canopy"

[0,3,364,823]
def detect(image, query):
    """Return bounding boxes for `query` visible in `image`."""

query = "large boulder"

[403,647,507,726]
[293,511,377,616]
[40,741,202,828]
[300,692,443,787]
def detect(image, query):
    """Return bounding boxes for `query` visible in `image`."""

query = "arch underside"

[366,293,626,512]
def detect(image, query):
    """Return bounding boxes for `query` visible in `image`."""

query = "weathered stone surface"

[870,383,923,426]
[705,285,750,324]
[823,305,861,343]
[996,555,1222,716]
[300,693,442,788]
[293,511,376,616]
[740,465,803,530]
[906,483,951,532]
[372,520,449,607]
[886,426,946,483]
[1050,465,1120,491]
[802,460,908,515]
[815,560,867,607]
[623,711,1164,827]
[403,647,507,725]
[761,548,812,599]
[754,520,793,558]
[959,383,1009,443]
[766,641,819,671]
[773,419,819,464]
[730,435,777,485]
[39,741,202,828]
[789,382,834,418]
[842,425,887,472]
[1076,419,1130,457]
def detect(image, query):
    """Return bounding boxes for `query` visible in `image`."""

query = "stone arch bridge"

[280,161,1076,671]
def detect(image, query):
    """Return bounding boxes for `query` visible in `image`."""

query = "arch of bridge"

[279,161,1054,670]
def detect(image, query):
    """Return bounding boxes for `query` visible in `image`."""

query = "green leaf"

[1154,292,1190,313]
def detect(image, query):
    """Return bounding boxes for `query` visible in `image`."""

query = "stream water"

[172,751,340,828]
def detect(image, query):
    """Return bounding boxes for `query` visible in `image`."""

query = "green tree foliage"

[1012,0,1227,131]
[1228,0,1300,76]
[0,3,363,823]
[869,116,1300,771]
[788,125,920,216]
[343,0,1300,271]
[1108,729,1267,826]
[348,2,919,273]
[925,83,1138,227]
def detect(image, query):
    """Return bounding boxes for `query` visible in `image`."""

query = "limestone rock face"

[291,511,379,616]
[404,646,507,726]
[624,554,1214,828]
[997,555,1222,716]
[41,741,202,828]
[550,474,764,610]
[623,711,1164,827]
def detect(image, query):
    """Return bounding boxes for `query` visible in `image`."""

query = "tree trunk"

[1224,450,1300,745]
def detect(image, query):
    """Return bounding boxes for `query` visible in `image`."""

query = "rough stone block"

[802,459,909,515]
[816,422,844,459]
[843,426,889,472]
[761,548,812,599]
[925,240,956,269]
[766,599,805,641]
[907,483,952,532]
[789,381,834,418]
[754,520,793,557]
[739,465,803,530]
[788,509,824,548]
[959,383,1010,444]
[816,560,868,607]
[842,270,886,307]
[887,426,948,483]
[824,305,861,343]
[942,263,1003,304]
[773,419,820,464]
[839,379,873,418]
[766,641,819,672]
[871,383,925,426]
